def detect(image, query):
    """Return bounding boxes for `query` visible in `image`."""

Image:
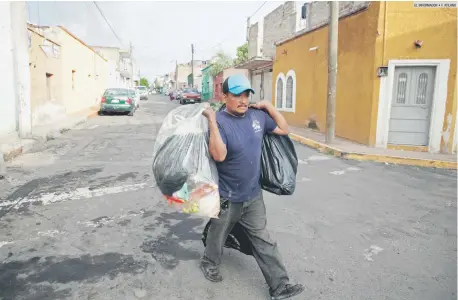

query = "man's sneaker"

[200,261,223,282]
[270,283,305,300]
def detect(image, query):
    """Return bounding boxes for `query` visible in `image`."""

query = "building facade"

[236,1,309,103]
[40,26,109,115]
[273,1,457,153]
[201,65,213,101]
[0,2,19,136]
[28,24,65,127]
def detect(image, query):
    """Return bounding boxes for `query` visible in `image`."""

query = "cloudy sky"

[27,1,283,81]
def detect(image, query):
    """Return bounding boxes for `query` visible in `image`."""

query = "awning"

[234,56,273,71]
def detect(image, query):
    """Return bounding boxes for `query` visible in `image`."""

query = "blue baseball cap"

[223,74,255,95]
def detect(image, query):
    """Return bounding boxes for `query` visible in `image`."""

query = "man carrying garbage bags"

[201,74,304,300]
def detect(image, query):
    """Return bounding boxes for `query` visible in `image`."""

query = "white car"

[135,86,149,100]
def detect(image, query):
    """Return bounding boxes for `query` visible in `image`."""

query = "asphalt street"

[0,95,456,300]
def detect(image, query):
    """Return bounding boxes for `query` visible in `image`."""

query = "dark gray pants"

[202,192,289,292]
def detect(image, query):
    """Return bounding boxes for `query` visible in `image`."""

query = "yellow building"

[28,24,64,127]
[273,1,457,153]
[28,25,109,126]
[55,26,109,115]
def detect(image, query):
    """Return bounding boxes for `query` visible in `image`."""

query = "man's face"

[223,91,250,115]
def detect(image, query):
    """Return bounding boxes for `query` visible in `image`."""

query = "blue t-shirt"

[215,108,277,202]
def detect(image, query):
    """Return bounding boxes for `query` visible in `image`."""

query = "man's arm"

[251,100,289,135]
[203,108,227,162]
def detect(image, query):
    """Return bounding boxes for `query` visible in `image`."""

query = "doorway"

[46,73,53,101]
[388,66,436,146]
[375,59,450,153]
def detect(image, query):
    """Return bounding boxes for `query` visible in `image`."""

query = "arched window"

[275,72,286,109]
[276,78,283,108]
[286,76,293,108]
[284,69,296,112]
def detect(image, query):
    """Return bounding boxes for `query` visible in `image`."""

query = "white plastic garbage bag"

[152,103,220,218]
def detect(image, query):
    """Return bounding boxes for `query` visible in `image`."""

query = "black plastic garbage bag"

[217,104,298,195]
[260,133,298,195]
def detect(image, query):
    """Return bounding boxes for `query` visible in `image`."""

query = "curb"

[1,108,99,162]
[289,133,458,170]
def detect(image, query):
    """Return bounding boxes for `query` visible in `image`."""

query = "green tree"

[209,51,233,77]
[234,43,248,66]
[140,77,149,88]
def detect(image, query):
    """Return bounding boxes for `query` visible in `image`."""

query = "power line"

[250,1,267,18]
[92,1,124,47]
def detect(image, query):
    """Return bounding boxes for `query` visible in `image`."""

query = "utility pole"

[191,44,194,88]
[326,1,338,144]
[11,1,31,138]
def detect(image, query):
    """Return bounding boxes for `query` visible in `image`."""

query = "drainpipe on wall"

[11,1,31,138]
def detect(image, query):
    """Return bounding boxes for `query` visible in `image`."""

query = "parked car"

[135,86,148,100]
[129,88,140,108]
[180,88,201,104]
[99,88,136,116]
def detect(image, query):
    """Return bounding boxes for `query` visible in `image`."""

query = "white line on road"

[0,241,13,248]
[297,177,311,182]
[363,245,384,261]
[347,167,361,171]
[307,155,331,161]
[0,183,148,209]
[329,167,362,175]
[330,170,346,175]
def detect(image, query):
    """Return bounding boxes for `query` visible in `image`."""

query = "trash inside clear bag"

[152,103,220,218]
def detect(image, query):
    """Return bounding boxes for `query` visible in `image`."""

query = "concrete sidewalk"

[0,106,99,163]
[289,127,457,169]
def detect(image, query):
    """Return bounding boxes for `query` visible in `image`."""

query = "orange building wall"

[372,1,457,151]
[273,3,381,145]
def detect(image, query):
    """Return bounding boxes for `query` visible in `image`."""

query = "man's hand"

[202,107,216,120]
[249,100,273,110]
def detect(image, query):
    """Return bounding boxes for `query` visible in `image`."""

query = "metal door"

[388,66,436,146]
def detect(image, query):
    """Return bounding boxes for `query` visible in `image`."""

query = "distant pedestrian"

[201,74,304,300]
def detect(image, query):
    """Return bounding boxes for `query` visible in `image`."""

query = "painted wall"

[274,3,380,144]
[201,66,213,101]
[28,27,65,127]
[53,27,108,114]
[0,2,18,136]
[274,1,457,152]
[222,68,250,81]
[213,73,224,101]
[372,1,457,152]
[93,46,121,88]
